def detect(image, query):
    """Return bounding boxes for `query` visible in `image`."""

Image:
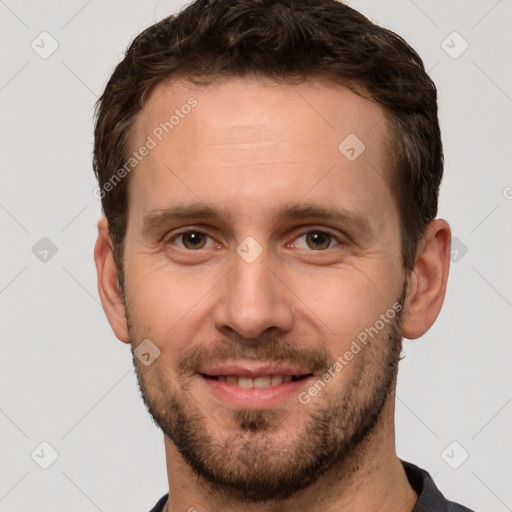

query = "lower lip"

[199,375,313,409]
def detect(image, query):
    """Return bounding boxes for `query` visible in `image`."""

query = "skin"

[94,77,451,512]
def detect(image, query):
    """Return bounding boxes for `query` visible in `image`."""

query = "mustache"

[177,337,330,377]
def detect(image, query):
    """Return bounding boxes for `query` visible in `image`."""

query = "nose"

[213,249,294,340]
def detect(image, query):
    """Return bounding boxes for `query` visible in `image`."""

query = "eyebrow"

[142,203,226,233]
[141,201,371,235]
[277,203,371,233]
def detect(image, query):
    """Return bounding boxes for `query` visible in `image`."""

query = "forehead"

[134,76,388,153]
[127,76,395,232]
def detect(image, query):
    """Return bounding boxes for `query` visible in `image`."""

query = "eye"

[170,231,215,250]
[292,231,340,250]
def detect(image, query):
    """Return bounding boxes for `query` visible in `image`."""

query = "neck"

[162,394,417,512]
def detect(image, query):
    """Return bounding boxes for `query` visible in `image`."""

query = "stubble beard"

[127,292,405,504]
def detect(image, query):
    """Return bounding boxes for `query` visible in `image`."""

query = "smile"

[198,363,315,408]
[202,374,311,389]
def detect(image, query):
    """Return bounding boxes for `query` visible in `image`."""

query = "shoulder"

[401,460,476,512]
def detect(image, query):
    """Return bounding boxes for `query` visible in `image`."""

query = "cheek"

[124,258,218,345]
[287,266,399,347]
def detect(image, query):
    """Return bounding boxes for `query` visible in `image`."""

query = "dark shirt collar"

[402,459,474,511]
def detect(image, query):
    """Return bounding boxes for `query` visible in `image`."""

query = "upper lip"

[200,362,312,378]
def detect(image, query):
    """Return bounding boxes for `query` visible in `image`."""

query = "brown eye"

[305,231,333,250]
[179,232,208,250]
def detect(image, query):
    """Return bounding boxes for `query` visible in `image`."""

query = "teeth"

[238,376,253,389]
[271,375,283,386]
[254,376,271,388]
[211,375,303,389]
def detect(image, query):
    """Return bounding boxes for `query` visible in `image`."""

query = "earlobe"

[401,219,451,340]
[94,217,130,343]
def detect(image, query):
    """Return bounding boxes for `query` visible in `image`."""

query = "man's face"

[122,77,406,501]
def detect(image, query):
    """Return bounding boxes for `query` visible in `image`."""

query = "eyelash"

[166,228,343,251]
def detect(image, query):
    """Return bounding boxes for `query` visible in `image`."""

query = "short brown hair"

[93,0,443,275]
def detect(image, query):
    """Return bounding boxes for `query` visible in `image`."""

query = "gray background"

[0,0,511,510]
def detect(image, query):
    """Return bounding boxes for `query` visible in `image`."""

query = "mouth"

[201,373,312,389]
[198,363,315,408]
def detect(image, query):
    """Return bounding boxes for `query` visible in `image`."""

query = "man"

[92,0,475,510]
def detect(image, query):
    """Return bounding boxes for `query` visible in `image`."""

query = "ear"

[401,219,451,340]
[94,217,130,343]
